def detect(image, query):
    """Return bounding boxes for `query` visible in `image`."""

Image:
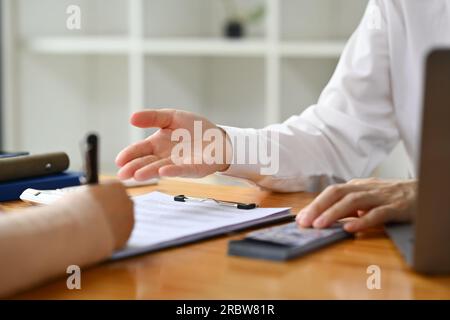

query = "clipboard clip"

[174,195,257,210]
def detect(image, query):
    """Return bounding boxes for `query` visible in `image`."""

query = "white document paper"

[112,191,291,259]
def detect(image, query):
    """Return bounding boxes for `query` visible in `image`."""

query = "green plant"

[221,0,265,24]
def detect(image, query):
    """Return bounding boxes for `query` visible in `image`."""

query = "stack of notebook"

[0,152,83,201]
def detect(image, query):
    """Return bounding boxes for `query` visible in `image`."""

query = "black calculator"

[228,222,352,261]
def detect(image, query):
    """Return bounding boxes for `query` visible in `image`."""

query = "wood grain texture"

[4,178,450,299]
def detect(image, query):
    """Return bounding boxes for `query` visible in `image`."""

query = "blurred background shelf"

[24,37,347,58]
[23,37,268,56]
[280,41,346,58]
[142,39,267,57]
[3,0,409,179]
[22,37,131,54]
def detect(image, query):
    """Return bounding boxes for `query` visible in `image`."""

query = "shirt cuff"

[218,125,266,181]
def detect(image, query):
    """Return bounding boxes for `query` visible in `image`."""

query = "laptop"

[385,49,450,274]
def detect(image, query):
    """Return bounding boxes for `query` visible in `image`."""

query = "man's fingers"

[116,109,177,167]
[117,155,160,180]
[344,205,395,232]
[115,139,154,167]
[159,164,207,178]
[297,184,366,227]
[134,158,173,181]
[130,109,176,129]
[158,164,187,177]
[311,191,381,228]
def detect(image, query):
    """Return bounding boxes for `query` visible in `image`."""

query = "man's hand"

[115,109,231,181]
[296,178,417,232]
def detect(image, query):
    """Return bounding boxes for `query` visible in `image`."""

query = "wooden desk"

[3,179,450,299]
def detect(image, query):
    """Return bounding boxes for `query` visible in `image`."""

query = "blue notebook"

[0,172,83,202]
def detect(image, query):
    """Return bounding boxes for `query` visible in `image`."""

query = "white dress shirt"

[222,0,450,192]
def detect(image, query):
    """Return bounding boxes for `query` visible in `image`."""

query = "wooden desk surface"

[4,178,450,299]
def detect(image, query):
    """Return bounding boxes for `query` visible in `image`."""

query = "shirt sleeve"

[220,0,399,192]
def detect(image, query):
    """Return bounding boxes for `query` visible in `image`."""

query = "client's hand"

[0,181,134,298]
[296,178,417,232]
[80,182,134,249]
[115,109,232,181]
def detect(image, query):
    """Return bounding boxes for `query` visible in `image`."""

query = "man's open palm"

[115,109,230,181]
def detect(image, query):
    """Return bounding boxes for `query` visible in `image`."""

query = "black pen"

[84,133,99,185]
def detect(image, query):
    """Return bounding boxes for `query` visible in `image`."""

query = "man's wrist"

[218,127,232,172]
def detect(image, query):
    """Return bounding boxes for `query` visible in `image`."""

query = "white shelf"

[22,37,345,58]
[21,36,131,54]
[280,41,346,58]
[22,37,267,57]
[142,38,267,57]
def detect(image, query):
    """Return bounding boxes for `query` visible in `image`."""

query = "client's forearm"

[0,191,116,297]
